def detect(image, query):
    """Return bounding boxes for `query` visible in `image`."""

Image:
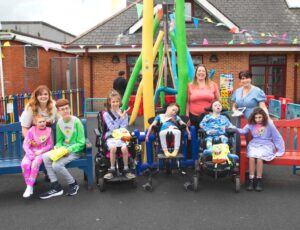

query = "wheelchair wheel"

[98,178,105,192]
[234,175,240,193]
[193,175,199,192]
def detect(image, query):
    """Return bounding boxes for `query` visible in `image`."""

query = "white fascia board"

[66,45,300,54]
[0,32,65,52]
[67,47,142,53]
[129,4,162,35]
[195,0,239,31]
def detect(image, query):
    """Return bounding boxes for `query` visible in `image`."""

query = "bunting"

[136,3,143,18]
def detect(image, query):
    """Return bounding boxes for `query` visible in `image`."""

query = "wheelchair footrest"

[157,153,184,159]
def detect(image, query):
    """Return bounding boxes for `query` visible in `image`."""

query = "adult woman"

[186,64,220,127]
[20,85,58,136]
[231,70,268,119]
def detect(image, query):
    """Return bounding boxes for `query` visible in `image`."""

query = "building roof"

[67,0,300,52]
[208,0,300,43]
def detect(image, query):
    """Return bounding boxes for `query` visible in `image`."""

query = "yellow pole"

[69,89,73,115]
[129,31,164,126]
[142,0,154,129]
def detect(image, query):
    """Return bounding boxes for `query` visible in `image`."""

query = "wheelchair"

[94,110,141,192]
[187,110,240,192]
[142,114,190,191]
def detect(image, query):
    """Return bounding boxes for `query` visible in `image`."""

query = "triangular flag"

[131,44,137,48]
[136,3,143,18]
[266,39,272,44]
[193,18,199,28]
[202,38,208,45]
[42,45,49,51]
[292,38,298,44]
[240,42,245,45]
[254,40,262,44]
[239,29,247,33]
[229,27,237,33]
[96,45,102,49]
[282,32,287,40]
[216,22,226,27]
[1,53,4,59]
[79,45,85,49]
[260,33,266,37]
[228,40,234,45]
[203,17,214,23]
[157,9,163,21]
[3,41,11,47]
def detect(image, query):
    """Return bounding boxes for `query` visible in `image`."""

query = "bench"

[0,119,94,189]
[239,119,300,185]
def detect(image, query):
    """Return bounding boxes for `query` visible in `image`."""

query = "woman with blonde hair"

[186,64,220,127]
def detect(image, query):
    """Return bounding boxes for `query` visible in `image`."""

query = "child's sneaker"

[23,186,33,198]
[255,178,263,192]
[66,181,79,196]
[124,169,136,179]
[40,182,63,199]
[104,169,115,180]
[246,178,254,191]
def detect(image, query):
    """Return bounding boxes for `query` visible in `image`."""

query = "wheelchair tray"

[157,153,184,159]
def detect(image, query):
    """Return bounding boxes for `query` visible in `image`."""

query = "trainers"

[66,182,79,196]
[124,169,136,179]
[104,169,115,180]
[23,186,33,198]
[40,182,63,199]
[255,178,263,192]
[246,178,254,191]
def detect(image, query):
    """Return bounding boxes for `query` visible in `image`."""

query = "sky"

[0,0,127,36]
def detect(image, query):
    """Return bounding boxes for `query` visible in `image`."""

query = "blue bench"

[0,119,93,189]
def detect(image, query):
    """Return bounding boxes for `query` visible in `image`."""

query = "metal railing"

[0,89,84,124]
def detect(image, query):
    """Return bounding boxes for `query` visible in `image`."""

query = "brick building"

[0,22,76,96]
[67,0,300,102]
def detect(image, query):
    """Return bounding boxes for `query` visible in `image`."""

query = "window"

[24,46,38,68]
[250,55,286,97]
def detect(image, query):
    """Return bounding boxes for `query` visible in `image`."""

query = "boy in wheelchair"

[199,100,238,166]
[145,103,191,157]
[94,90,139,183]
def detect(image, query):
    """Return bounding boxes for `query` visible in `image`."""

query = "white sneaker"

[23,186,33,198]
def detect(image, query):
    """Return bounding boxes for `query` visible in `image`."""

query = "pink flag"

[202,38,208,45]
[282,33,287,40]
[266,39,272,44]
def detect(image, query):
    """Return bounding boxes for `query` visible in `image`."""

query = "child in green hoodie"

[40,99,85,199]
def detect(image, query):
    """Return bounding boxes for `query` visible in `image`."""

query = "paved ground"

[1,117,300,230]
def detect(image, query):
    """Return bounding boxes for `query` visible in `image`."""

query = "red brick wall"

[1,40,74,95]
[81,51,298,101]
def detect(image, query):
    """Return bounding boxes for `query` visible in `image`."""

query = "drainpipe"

[0,41,5,98]
[294,53,298,103]
[89,54,94,98]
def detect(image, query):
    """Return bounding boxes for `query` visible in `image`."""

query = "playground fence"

[0,89,84,124]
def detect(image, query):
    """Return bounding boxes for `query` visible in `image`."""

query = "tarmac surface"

[1,117,300,230]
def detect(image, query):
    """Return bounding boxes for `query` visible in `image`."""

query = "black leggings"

[189,112,206,130]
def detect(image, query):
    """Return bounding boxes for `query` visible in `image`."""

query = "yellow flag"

[3,41,11,47]
[1,53,4,59]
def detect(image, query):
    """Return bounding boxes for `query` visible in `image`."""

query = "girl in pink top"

[21,115,53,198]
[186,64,220,127]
